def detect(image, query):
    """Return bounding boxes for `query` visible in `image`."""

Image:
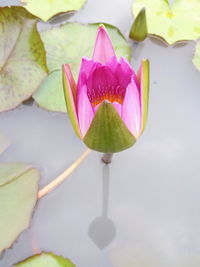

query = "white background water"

[1,0,200,266]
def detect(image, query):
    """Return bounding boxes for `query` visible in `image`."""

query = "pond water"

[1,0,200,266]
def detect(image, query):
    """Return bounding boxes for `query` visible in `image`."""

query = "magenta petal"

[105,56,118,70]
[77,58,98,90]
[122,77,141,137]
[115,57,139,90]
[77,85,94,137]
[112,101,122,117]
[86,65,118,102]
[92,25,116,64]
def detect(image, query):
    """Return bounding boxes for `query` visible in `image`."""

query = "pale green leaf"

[33,70,67,112]
[14,252,76,267]
[21,0,86,22]
[33,22,131,112]
[132,0,200,45]
[0,6,48,112]
[0,163,40,255]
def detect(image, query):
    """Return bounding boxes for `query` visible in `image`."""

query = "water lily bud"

[63,24,149,153]
[129,8,148,42]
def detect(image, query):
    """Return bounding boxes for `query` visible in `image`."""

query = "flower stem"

[38,149,91,199]
[101,153,113,164]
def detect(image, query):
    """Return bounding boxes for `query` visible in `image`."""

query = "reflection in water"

[88,165,116,249]
[131,42,145,60]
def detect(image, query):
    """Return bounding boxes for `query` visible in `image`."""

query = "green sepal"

[129,8,148,42]
[62,65,81,138]
[138,59,150,133]
[83,101,136,153]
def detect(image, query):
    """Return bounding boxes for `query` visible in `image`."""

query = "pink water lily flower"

[63,24,149,153]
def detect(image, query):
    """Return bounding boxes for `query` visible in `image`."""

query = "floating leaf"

[0,163,39,255]
[0,6,47,112]
[193,41,200,72]
[132,0,200,45]
[21,0,86,22]
[14,252,76,266]
[33,23,131,112]
[33,70,67,112]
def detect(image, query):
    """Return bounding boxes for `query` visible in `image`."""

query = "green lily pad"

[33,22,131,112]
[0,6,48,112]
[21,0,86,22]
[132,0,200,45]
[33,70,67,112]
[14,252,76,266]
[193,41,200,72]
[0,163,40,255]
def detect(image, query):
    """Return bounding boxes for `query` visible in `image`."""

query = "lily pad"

[33,70,67,112]
[14,252,76,266]
[193,41,200,72]
[21,0,86,22]
[33,23,131,112]
[0,163,40,255]
[0,6,48,112]
[132,0,200,45]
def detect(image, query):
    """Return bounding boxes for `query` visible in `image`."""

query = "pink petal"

[77,85,94,137]
[112,101,122,117]
[63,64,77,100]
[92,25,116,64]
[122,77,141,137]
[116,57,139,90]
[105,55,119,70]
[86,65,119,104]
[77,58,98,89]
[87,65,118,94]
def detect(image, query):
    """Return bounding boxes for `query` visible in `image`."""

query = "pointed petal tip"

[99,24,106,30]
[92,24,116,64]
[62,63,70,72]
[140,59,150,71]
[62,64,81,139]
[98,24,110,34]
[142,58,149,64]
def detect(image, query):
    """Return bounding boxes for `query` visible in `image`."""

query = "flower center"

[86,66,126,108]
[88,85,125,107]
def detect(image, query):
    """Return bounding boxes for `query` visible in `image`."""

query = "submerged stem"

[101,153,113,164]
